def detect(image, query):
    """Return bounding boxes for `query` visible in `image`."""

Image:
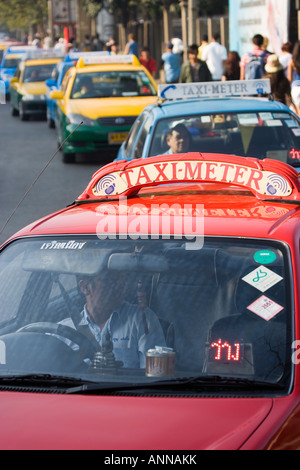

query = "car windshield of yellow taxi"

[22,50,64,83]
[70,54,157,100]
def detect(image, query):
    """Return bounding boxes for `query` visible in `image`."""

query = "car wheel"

[11,103,19,116]
[47,109,55,128]
[19,102,28,121]
[63,152,76,164]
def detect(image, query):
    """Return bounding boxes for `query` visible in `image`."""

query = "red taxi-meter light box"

[77,153,300,202]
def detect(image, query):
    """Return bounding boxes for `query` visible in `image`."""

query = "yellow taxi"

[50,54,158,163]
[10,49,64,121]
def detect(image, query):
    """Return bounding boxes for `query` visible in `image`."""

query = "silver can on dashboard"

[146,346,175,377]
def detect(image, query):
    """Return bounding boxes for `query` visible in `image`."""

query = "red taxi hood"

[0,392,273,450]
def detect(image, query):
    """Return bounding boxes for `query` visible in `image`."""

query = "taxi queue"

[3,47,158,163]
[3,46,300,451]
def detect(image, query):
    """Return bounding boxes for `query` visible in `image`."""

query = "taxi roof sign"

[77,54,140,68]
[6,45,37,53]
[158,79,271,100]
[22,49,65,60]
[77,154,300,202]
[66,50,109,62]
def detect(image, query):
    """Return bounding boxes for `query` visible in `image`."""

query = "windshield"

[2,56,20,68]
[51,62,73,83]
[0,237,292,393]
[70,70,157,99]
[148,112,300,167]
[23,63,57,82]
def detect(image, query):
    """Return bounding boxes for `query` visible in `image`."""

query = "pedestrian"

[161,41,181,84]
[222,51,240,81]
[105,36,116,52]
[179,44,212,83]
[262,37,272,54]
[263,54,297,114]
[43,33,51,49]
[279,41,293,78]
[287,41,300,83]
[124,33,139,57]
[32,34,42,48]
[54,37,66,54]
[139,46,157,78]
[287,41,300,116]
[198,34,208,60]
[83,34,91,52]
[201,33,227,81]
[110,43,121,55]
[240,34,270,80]
[171,37,185,57]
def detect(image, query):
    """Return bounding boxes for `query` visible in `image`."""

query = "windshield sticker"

[242,266,283,292]
[40,240,87,250]
[247,295,284,321]
[292,128,300,136]
[254,250,276,264]
[284,120,297,128]
[259,112,273,121]
[273,113,289,119]
[201,115,211,123]
[266,120,283,127]
[237,114,259,125]
[0,340,6,365]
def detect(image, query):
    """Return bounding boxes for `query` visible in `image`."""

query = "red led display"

[209,339,242,363]
[289,149,300,160]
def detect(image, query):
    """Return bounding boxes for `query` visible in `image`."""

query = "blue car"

[45,52,81,128]
[0,46,36,98]
[116,79,300,170]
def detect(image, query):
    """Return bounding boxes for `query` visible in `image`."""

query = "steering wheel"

[17,322,98,362]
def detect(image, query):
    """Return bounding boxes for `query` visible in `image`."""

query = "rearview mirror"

[108,253,169,272]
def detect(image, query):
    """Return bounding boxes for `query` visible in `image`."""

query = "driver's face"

[79,272,126,325]
[167,130,189,153]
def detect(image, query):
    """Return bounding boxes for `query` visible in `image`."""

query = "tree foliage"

[82,0,228,19]
[0,0,48,31]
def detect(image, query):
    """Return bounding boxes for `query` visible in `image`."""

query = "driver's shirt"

[60,302,166,368]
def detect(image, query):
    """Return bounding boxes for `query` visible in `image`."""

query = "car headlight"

[66,113,95,126]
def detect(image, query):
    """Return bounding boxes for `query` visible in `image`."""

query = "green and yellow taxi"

[10,50,64,121]
[50,54,157,163]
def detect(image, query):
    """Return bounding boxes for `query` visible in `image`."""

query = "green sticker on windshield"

[254,250,276,264]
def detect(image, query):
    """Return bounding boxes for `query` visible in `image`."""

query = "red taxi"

[0,152,300,450]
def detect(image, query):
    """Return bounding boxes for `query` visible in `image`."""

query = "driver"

[163,123,190,155]
[59,270,166,368]
[73,76,95,98]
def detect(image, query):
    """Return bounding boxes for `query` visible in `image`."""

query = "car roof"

[142,79,295,119]
[5,153,300,247]
[145,97,292,120]
[75,63,149,74]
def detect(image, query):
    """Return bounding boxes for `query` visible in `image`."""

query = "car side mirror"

[50,90,64,99]
[46,78,57,88]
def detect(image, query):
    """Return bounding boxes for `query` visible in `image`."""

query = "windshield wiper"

[66,374,285,395]
[0,373,93,388]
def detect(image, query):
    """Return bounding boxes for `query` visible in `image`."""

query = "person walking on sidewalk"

[179,44,212,83]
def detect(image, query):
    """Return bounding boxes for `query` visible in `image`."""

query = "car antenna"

[0,121,83,237]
